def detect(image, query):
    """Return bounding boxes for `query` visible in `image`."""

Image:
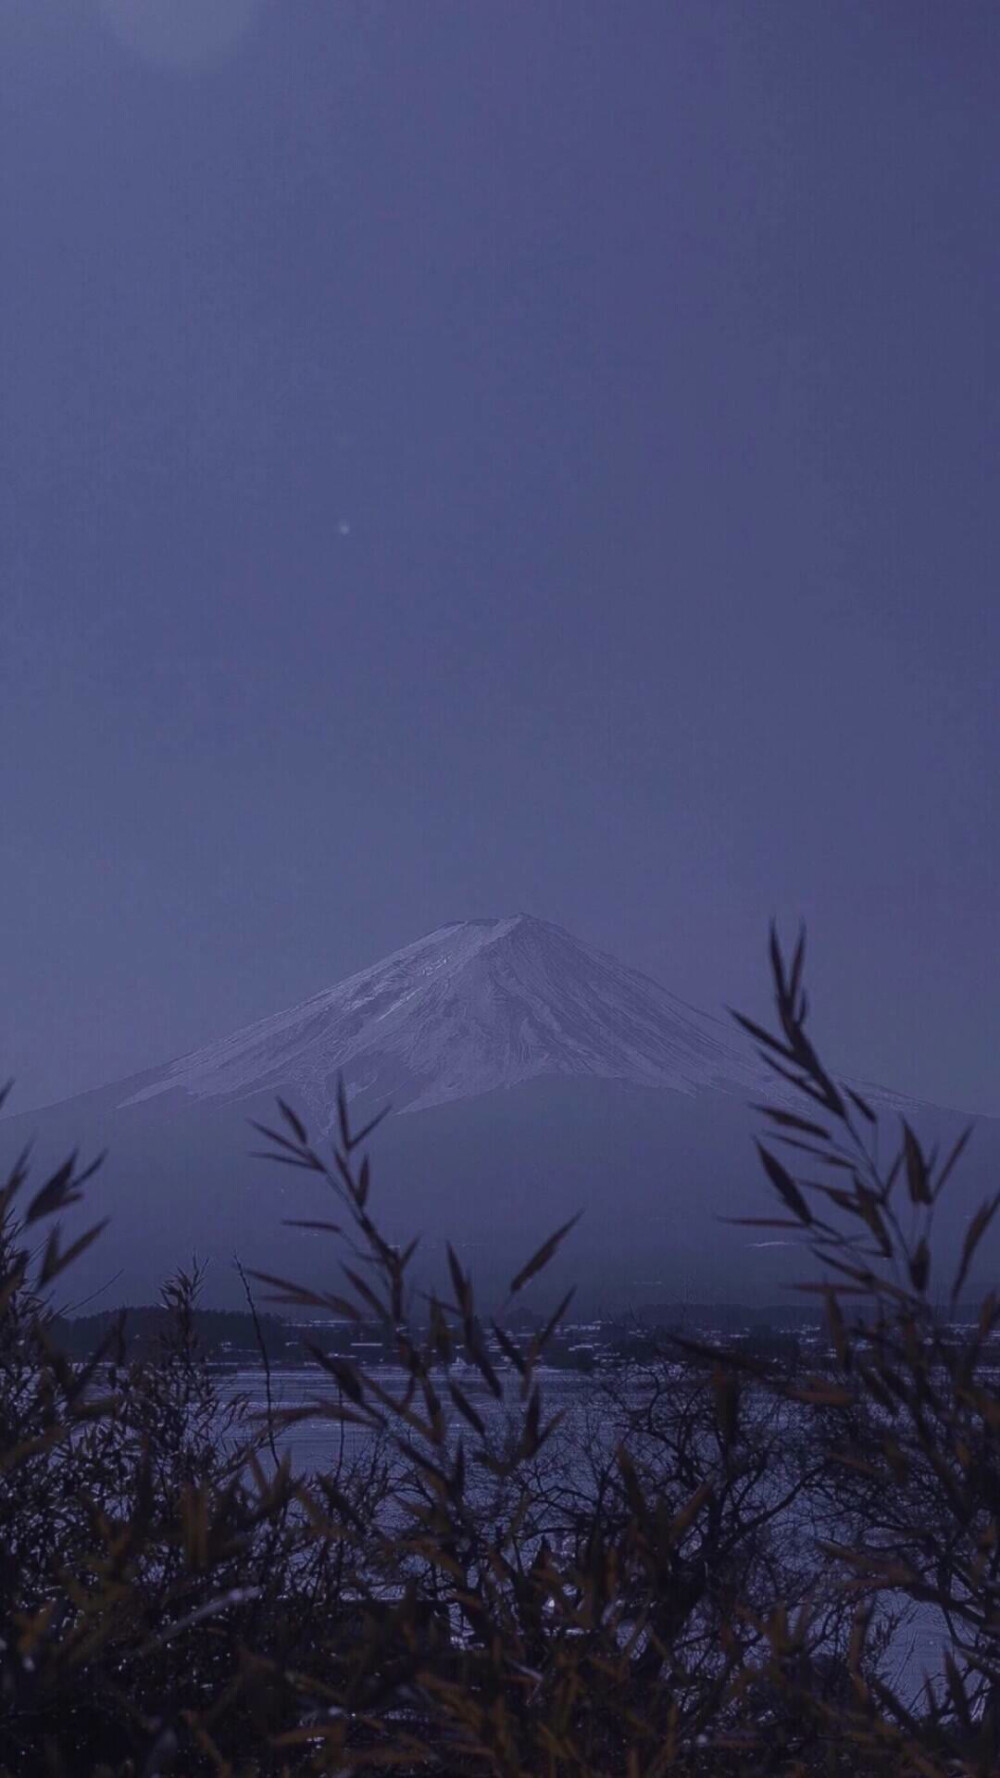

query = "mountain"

[115,914,918,1121]
[1,918,994,1314]
[115,915,787,1120]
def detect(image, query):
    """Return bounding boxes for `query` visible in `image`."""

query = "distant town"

[53,1300,995,1376]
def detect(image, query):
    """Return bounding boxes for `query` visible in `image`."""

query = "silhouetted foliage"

[0,928,997,1773]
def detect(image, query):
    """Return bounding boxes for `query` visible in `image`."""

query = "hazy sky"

[2,1,997,1118]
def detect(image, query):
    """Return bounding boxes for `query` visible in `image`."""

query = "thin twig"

[235,1255,280,1469]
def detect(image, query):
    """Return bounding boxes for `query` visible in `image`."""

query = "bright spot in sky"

[338,521,351,536]
[98,0,265,70]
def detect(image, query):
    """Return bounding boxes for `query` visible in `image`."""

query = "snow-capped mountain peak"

[119,915,778,1121]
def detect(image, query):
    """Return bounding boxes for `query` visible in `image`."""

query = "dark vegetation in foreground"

[2,929,1000,1775]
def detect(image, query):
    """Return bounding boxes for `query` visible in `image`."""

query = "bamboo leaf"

[446,1244,471,1318]
[844,1086,877,1125]
[722,1216,803,1229]
[935,1122,975,1201]
[768,920,787,1000]
[901,1119,932,1206]
[341,1266,389,1322]
[669,1480,713,1543]
[755,1143,812,1225]
[348,1105,393,1152]
[787,921,807,1011]
[751,1106,832,1140]
[727,1010,798,1062]
[448,1380,486,1437]
[908,1236,930,1296]
[247,1120,311,1159]
[772,1137,855,1168]
[276,1097,308,1144]
[26,1154,80,1224]
[952,1193,1000,1306]
[336,1076,351,1150]
[509,1212,582,1296]
[304,1344,365,1404]
[38,1218,109,1287]
[492,1322,527,1378]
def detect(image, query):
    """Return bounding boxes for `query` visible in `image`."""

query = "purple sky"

[1,1,997,1118]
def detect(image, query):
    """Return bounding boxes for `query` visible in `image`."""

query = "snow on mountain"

[118,915,913,1127]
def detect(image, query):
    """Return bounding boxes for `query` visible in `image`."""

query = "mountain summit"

[120,915,776,1123]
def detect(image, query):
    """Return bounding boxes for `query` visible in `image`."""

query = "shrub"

[0,928,995,1775]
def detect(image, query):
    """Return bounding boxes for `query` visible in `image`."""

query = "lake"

[214,1362,951,1705]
